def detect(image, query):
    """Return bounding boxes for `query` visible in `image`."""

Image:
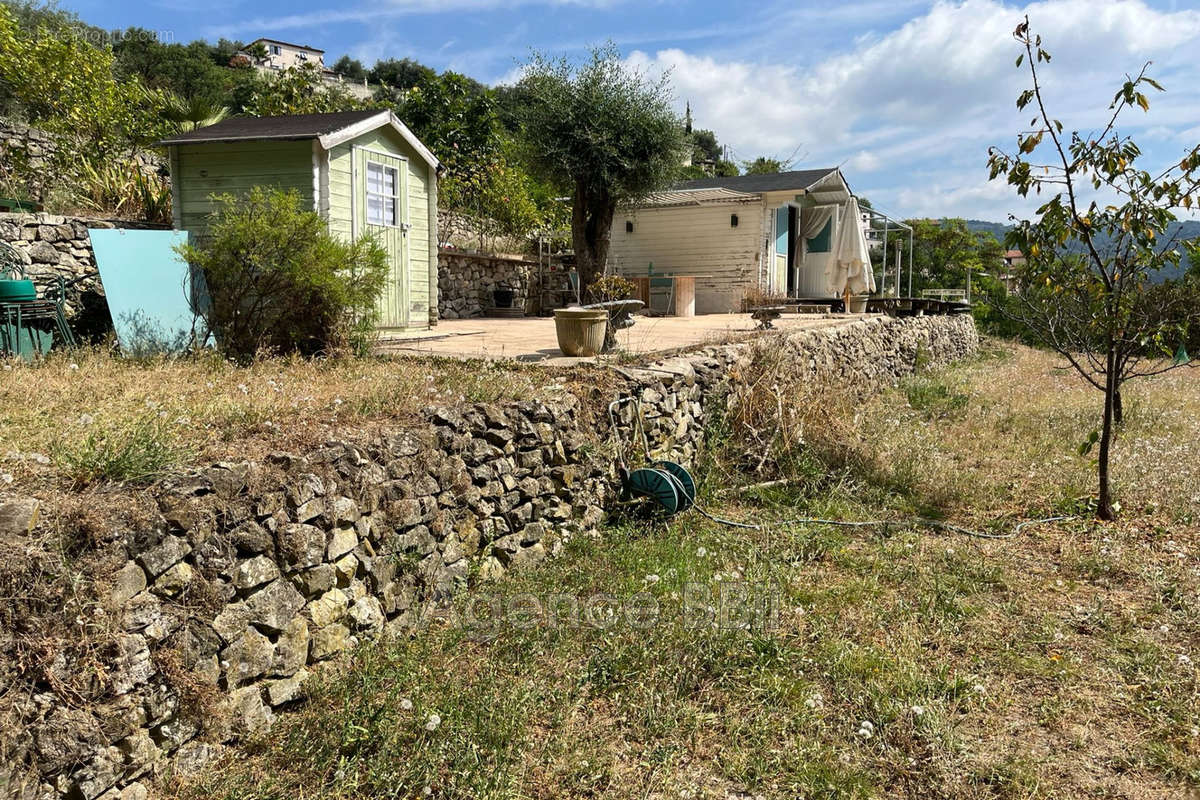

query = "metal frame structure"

[858,203,913,298]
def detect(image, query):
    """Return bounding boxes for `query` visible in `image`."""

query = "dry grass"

[865,340,1200,523]
[0,347,589,493]
[167,340,1200,799]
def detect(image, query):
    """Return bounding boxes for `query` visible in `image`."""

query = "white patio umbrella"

[831,197,876,296]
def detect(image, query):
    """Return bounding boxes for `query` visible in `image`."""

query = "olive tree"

[516,45,687,288]
[987,17,1200,520]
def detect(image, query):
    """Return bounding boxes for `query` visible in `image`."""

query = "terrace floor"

[377,312,868,363]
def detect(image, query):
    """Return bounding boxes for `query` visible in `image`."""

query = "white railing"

[921,288,967,303]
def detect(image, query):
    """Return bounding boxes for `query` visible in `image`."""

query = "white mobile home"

[608,168,874,313]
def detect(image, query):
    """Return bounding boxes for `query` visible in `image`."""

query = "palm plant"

[162,92,230,133]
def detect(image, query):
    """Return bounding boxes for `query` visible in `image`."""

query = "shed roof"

[674,168,844,195]
[158,111,380,145]
[157,110,439,170]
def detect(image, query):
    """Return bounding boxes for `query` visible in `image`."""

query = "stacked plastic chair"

[0,241,76,360]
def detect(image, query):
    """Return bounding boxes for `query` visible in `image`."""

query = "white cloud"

[846,150,883,172]
[630,0,1200,218]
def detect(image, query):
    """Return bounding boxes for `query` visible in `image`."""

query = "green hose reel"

[608,396,698,516]
[625,460,696,515]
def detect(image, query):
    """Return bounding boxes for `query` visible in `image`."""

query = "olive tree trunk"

[571,181,617,298]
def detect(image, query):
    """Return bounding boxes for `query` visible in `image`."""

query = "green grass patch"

[53,411,192,486]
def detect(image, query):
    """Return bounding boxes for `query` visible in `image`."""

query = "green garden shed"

[160,110,440,331]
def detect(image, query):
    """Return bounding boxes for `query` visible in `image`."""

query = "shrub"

[176,187,389,360]
[0,5,169,162]
[73,158,172,223]
[586,275,637,304]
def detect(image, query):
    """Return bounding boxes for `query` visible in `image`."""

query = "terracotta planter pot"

[553,307,608,357]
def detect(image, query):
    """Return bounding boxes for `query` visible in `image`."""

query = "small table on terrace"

[630,275,696,317]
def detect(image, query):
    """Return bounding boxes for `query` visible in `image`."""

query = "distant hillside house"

[999,249,1026,293]
[239,38,373,100]
[243,38,326,71]
[608,168,874,313]
[159,110,440,332]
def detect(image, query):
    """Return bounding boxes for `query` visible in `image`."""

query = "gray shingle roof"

[157,110,384,146]
[673,168,842,194]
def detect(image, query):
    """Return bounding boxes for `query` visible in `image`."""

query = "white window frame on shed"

[365,161,401,228]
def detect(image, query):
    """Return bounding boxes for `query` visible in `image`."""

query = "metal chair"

[0,241,76,359]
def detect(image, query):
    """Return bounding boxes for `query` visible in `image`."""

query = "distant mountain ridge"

[958,218,1199,279]
[962,219,1013,242]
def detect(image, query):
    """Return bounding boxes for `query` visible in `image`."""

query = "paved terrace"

[378,312,870,363]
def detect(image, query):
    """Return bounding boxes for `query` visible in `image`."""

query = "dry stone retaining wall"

[2,314,977,800]
[437,250,536,320]
[0,121,57,203]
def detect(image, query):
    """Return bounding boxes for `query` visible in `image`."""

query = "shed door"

[356,149,409,328]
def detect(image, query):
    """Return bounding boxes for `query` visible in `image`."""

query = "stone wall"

[1,314,978,799]
[0,212,170,337]
[0,121,57,203]
[437,250,536,320]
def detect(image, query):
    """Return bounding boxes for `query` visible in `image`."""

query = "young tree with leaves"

[516,45,687,288]
[906,218,1005,293]
[244,62,371,116]
[987,17,1200,520]
[0,6,168,158]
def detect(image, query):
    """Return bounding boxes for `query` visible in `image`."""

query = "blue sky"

[70,0,1200,221]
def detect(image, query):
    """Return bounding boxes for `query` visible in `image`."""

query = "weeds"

[53,411,190,485]
[902,374,970,418]
[72,158,172,224]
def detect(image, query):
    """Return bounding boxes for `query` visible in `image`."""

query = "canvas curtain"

[797,205,835,244]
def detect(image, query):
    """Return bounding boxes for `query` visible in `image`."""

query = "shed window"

[807,218,833,253]
[366,162,399,226]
